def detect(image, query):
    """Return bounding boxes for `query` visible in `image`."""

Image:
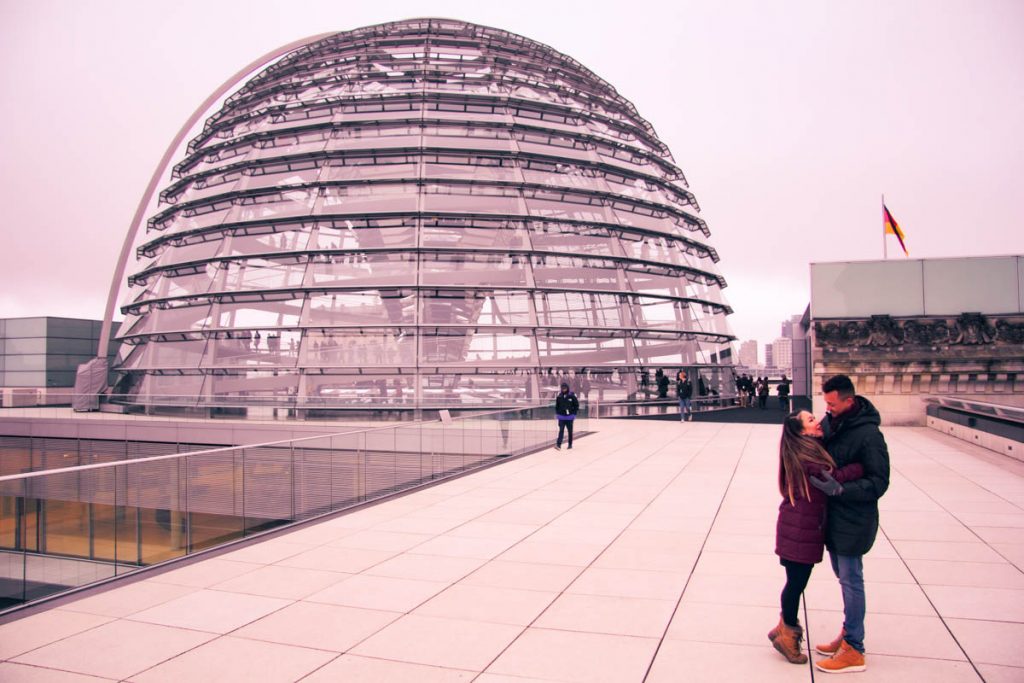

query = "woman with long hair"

[769,410,863,664]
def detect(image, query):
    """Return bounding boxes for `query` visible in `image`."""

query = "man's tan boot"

[771,621,808,664]
[815,628,846,656]
[815,640,866,674]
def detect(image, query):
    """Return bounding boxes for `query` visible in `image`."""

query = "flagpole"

[882,194,888,260]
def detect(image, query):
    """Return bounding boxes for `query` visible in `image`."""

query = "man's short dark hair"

[823,374,856,398]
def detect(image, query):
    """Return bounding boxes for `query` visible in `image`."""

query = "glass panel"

[206,370,299,403]
[320,185,418,213]
[423,155,519,182]
[536,334,626,365]
[137,269,218,301]
[301,330,414,367]
[135,305,213,336]
[421,224,529,250]
[322,159,417,182]
[421,185,521,213]
[308,291,415,326]
[221,260,306,291]
[220,229,311,256]
[303,373,413,406]
[217,300,304,328]
[533,256,621,291]
[146,339,208,367]
[420,254,529,288]
[312,224,416,250]
[205,330,301,368]
[538,292,628,328]
[153,239,223,265]
[309,253,416,287]
[531,224,621,257]
[135,373,205,402]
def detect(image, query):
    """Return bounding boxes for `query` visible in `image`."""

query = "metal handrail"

[923,396,1024,425]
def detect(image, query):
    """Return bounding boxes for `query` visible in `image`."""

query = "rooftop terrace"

[1,419,1021,682]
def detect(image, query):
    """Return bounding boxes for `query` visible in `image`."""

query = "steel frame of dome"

[109,18,736,411]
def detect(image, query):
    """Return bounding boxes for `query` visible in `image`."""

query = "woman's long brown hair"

[779,411,836,505]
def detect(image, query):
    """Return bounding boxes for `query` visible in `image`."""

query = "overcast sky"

[1,0,1021,350]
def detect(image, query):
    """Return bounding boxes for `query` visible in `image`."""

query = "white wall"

[811,255,1023,318]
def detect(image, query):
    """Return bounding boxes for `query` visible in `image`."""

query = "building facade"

[771,336,793,373]
[1,318,118,406]
[810,256,1024,424]
[738,340,759,369]
[109,19,735,410]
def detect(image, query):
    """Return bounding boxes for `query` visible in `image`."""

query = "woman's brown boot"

[771,621,808,664]
[767,616,783,643]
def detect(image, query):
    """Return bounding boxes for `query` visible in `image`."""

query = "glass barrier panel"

[364,428,398,499]
[187,451,244,553]
[242,444,295,532]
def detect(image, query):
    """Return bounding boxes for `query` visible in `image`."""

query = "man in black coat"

[809,374,890,674]
[554,382,579,450]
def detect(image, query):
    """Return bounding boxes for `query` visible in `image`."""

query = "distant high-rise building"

[781,314,802,340]
[772,337,793,372]
[765,343,774,369]
[738,340,759,368]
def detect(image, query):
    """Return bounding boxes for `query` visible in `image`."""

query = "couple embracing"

[771,375,891,674]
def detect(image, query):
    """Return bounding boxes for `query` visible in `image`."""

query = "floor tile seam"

[31,622,219,682]
[883,437,1024,573]
[298,653,480,682]
[0,613,118,664]
[874,524,988,679]
[345,444,653,643]
[472,423,737,679]
[117,593,341,679]
[940,615,1024,626]
[616,425,754,682]
[891,430,1024,513]
[0,658,119,681]
[146,557,271,587]
[352,425,678,582]
[351,430,644,541]
[399,605,556,629]
[502,619,670,640]
[197,580,355,602]
[222,627,401,656]
[915,581,1024,590]
[98,425,688,677]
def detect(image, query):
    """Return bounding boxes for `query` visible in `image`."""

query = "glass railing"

[0,404,583,614]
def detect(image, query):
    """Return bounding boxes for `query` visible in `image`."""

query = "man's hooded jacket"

[821,396,891,555]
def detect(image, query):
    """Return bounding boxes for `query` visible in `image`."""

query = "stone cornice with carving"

[814,313,1024,351]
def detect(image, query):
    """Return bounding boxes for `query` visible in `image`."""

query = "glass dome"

[111,18,735,411]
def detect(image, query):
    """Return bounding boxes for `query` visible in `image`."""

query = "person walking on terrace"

[676,371,693,422]
[778,374,792,412]
[770,410,864,665]
[808,374,890,674]
[758,376,770,409]
[554,382,579,450]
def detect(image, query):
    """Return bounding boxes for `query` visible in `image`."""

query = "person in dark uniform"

[554,382,579,450]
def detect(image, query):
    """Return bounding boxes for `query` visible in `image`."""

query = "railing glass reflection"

[0,404,582,613]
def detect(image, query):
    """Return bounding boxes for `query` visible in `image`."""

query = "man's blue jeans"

[679,397,692,418]
[829,551,865,653]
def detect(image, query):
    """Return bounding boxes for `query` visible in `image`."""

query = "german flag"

[883,204,908,256]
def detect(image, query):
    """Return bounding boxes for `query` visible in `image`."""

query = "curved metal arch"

[97,31,337,359]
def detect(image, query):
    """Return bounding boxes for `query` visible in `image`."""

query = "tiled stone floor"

[1,420,1021,682]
